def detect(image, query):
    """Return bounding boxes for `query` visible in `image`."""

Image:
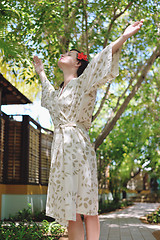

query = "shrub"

[4,204,53,222]
[2,205,66,240]
[147,208,160,224]
[0,220,65,240]
[99,199,133,214]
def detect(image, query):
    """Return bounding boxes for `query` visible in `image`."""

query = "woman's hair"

[70,49,89,77]
[60,49,89,88]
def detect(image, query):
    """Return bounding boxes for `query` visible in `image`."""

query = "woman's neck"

[63,72,77,87]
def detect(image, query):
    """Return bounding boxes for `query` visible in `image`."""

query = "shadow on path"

[99,202,160,240]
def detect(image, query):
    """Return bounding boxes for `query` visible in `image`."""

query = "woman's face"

[58,50,79,70]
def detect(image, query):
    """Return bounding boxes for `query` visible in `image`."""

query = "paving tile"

[139,225,157,240]
[129,226,145,240]
[100,221,110,240]
[99,203,160,240]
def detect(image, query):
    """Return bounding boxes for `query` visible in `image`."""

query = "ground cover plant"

[4,204,53,222]
[0,220,66,240]
[99,199,133,214]
[147,208,160,224]
[2,205,66,240]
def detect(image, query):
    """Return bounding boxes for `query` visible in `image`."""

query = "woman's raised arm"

[33,55,48,84]
[112,19,144,55]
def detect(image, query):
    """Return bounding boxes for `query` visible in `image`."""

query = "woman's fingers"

[122,19,144,39]
[132,19,144,27]
[33,56,42,66]
[33,56,44,75]
[33,56,40,63]
[132,21,140,27]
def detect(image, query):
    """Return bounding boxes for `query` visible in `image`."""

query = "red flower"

[77,52,88,61]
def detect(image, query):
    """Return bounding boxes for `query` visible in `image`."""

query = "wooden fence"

[0,112,53,185]
[0,118,5,183]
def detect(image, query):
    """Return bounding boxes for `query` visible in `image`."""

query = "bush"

[41,220,66,238]
[99,199,133,214]
[4,204,53,222]
[2,206,66,239]
[147,208,160,224]
[0,220,65,240]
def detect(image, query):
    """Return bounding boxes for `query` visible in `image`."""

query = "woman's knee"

[84,214,99,221]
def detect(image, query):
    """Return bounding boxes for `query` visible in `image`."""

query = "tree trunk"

[94,44,160,150]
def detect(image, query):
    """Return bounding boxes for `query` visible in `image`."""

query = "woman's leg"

[68,213,84,240]
[84,215,100,240]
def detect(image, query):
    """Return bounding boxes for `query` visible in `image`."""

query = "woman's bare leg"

[84,215,100,240]
[68,213,84,240]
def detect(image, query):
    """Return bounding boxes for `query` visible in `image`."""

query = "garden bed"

[0,220,66,240]
[140,206,160,225]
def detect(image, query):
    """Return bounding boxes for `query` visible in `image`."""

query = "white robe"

[41,43,120,226]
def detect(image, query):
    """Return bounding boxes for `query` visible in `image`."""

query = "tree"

[0,0,160,192]
[91,63,160,200]
[1,0,159,134]
[0,1,40,100]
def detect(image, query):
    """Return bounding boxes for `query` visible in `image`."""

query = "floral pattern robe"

[41,43,120,226]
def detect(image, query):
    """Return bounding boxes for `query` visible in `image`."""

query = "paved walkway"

[99,202,160,240]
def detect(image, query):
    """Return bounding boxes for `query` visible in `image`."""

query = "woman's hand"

[33,56,44,75]
[112,19,144,55]
[122,19,144,40]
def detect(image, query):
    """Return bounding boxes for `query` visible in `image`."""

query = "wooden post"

[21,115,30,184]
[38,126,42,185]
[3,114,9,184]
[0,87,2,182]
[0,87,2,128]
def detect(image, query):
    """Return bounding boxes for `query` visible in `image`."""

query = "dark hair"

[70,49,89,77]
[60,49,89,88]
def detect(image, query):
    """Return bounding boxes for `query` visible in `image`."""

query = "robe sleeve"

[82,42,120,93]
[41,77,55,110]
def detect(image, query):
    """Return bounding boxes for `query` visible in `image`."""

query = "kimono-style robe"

[41,43,120,227]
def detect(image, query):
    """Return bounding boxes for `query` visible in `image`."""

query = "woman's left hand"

[123,19,144,40]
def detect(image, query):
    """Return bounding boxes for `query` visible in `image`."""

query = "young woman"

[33,20,144,240]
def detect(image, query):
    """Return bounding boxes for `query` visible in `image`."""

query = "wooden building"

[0,74,53,219]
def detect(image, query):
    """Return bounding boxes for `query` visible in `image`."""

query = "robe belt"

[52,122,83,161]
[52,122,89,165]
[56,122,87,131]
[58,122,77,128]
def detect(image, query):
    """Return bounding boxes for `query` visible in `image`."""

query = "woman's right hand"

[33,56,44,75]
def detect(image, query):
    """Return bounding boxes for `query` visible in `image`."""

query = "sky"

[2,100,53,130]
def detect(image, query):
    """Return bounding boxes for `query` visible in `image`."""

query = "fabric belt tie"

[53,122,88,156]
[58,122,77,128]
[56,122,87,132]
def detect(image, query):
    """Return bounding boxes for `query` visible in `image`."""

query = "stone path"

[99,202,160,240]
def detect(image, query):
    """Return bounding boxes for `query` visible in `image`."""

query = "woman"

[33,20,144,240]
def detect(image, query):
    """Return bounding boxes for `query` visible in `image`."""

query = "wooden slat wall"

[7,120,21,182]
[28,125,40,184]
[0,113,53,185]
[41,133,52,184]
[0,118,5,183]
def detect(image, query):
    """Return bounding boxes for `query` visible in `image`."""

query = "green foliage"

[0,220,65,240]
[4,204,53,223]
[1,205,65,240]
[91,75,160,200]
[99,199,133,214]
[1,0,160,194]
[0,221,42,240]
[0,0,159,85]
[41,220,65,239]
[147,208,160,224]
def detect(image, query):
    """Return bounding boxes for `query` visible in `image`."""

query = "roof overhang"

[0,73,32,105]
